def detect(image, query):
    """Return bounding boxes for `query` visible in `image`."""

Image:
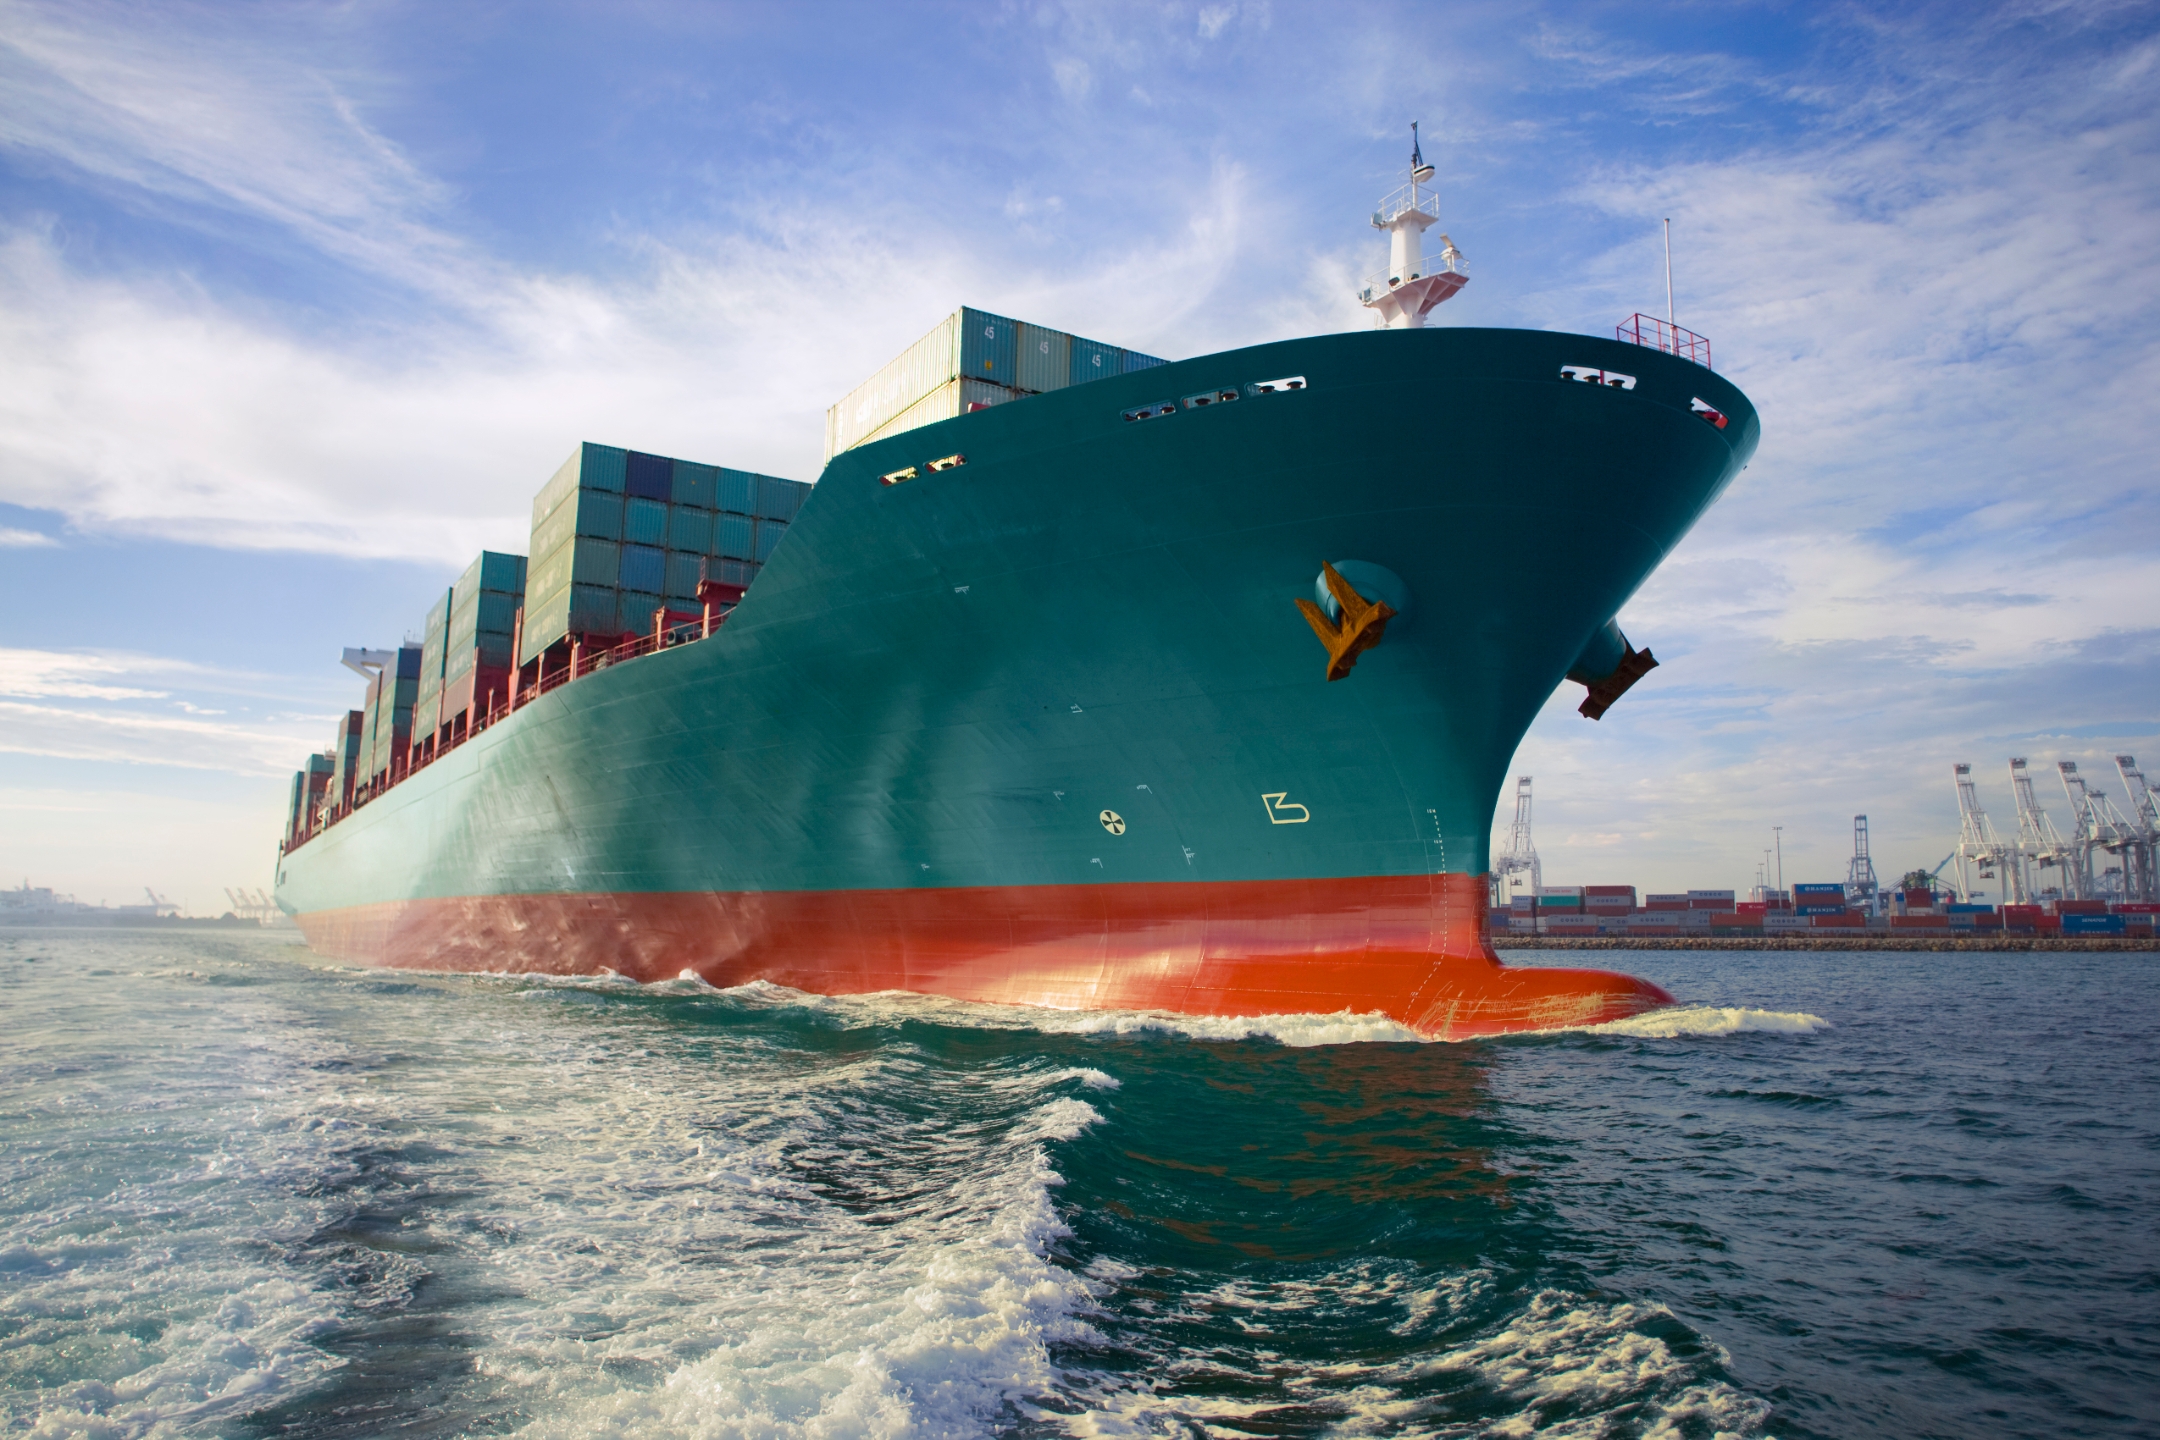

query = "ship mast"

[1357,122,1468,328]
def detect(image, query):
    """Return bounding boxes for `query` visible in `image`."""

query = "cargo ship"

[275,154,1760,1037]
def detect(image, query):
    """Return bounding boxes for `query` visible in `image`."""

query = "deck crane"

[2059,762,2140,902]
[2009,758,2075,900]
[1490,775,1541,911]
[1951,764,2018,903]
[2112,756,2159,901]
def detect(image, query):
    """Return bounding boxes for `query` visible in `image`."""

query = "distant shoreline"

[1493,935,2158,953]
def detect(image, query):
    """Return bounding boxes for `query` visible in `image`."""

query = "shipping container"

[664,551,704,600]
[532,487,624,559]
[1687,890,1736,900]
[1070,337,1123,385]
[417,587,453,704]
[1584,885,1635,897]
[855,377,1020,451]
[1539,886,1585,896]
[440,663,511,727]
[450,591,520,640]
[531,443,628,532]
[825,307,1167,458]
[2061,914,2126,935]
[1015,322,1071,393]
[1644,893,1688,903]
[754,519,788,562]
[669,507,713,556]
[671,459,718,509]
[2052,899,2108,915]
[718,468,756,514]
[960,309,1019,386]
[758,474,810,522]
[620,544,665,595]
[527,536,617,604]
[714,513,756,561]
[624,497,668,547]
[617,590,664,636]
[1121,349,1167,373]
[625,450,672,501]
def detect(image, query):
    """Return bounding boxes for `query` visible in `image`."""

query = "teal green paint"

[279,329,1757,914]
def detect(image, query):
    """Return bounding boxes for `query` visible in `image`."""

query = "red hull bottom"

[293,873,1671,1039]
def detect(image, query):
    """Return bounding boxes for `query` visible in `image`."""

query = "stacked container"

[326,709,365,815]
[368,647,425,788]
[285,753,334,849]
[1792,882,1846,916]
[1584,885,1635,916]
[521,443,806,668]
[413,587,454,751]
[823,307,1167,460]
[441,550,527,731]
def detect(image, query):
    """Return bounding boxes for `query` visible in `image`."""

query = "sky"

[2,0,2156,913]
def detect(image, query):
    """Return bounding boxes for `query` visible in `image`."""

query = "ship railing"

[1616,313,1712,370]
[1372,184,1441,228]
[289,612,727,853]
[1356,248,1465,304]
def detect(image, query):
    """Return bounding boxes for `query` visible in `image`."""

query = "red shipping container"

[1891,915,1950,929]
[2053,899,2108,915]
[2002,904,2043,921]
[2113,903,2160,914]
[1585,885,1635,897]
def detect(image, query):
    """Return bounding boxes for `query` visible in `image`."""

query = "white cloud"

[0,648,326,775]
[0,525,54,546]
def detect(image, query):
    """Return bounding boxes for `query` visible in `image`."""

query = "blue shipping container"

[757,475,807,522]
[620,544,665,594]
[1070,338,1121,384]
[568,583,617,635]
[959,309,1019,387]
[665,552,703,599]
[715,514,755,560]
[669,507,712,555]
[624,497,668,546]
[1121,348,1167,373]
[625,451,672,501]
[2062,914,2126,935]
[718,468,755,514]
[617,590,663,635]
[671,459,718,509]
[754,519,786,562]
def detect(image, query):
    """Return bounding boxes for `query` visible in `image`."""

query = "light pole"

[1774,826,1784,898]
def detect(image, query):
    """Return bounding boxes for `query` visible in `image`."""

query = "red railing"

[286,608,727,853]
[1616,313,1711,370]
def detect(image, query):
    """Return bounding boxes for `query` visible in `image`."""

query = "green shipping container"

[531,443,628,531]
[624,497,668,547]
[672,459,718,509]
[668,507,712,555]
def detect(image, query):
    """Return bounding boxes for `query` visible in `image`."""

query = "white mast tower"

[1358,123,1468,329]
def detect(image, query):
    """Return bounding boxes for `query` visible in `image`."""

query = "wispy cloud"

[0,647,325,774]
[0,524,55,546]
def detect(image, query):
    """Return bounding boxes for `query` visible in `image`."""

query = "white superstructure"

[1358,124,1468,329]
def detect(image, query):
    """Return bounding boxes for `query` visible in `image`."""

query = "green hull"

[276,327,1755,1029]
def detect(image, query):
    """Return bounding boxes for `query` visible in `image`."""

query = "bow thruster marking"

[1262,793,1310,825]
[1099,810,1126,835]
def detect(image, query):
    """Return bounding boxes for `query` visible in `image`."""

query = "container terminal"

[1488,772,2160,941]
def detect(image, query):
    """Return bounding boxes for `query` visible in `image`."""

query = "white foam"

[1419,1290,1771,1438]
[1587,1005,1831,1039]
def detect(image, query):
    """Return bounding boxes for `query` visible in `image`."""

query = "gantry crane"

[1846,814,1879,913]
[2059,762,2141,902]
[2009,757,2075,901]
[1951,764,2018,903]
[1490,775,1541,911]
[2111,757,2158,901]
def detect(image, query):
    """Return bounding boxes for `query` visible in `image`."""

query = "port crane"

[1951,764,2018,903]
[1846,815,1879,913]
[2059,763,2142,902]
[2113,756,2159,900]
[2009,758,2075,901]
[1490,775,1541,910]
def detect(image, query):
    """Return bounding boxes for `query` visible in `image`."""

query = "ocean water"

[2,933,2154,1439]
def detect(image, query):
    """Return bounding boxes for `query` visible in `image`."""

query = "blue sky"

[2,0,2156,911]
